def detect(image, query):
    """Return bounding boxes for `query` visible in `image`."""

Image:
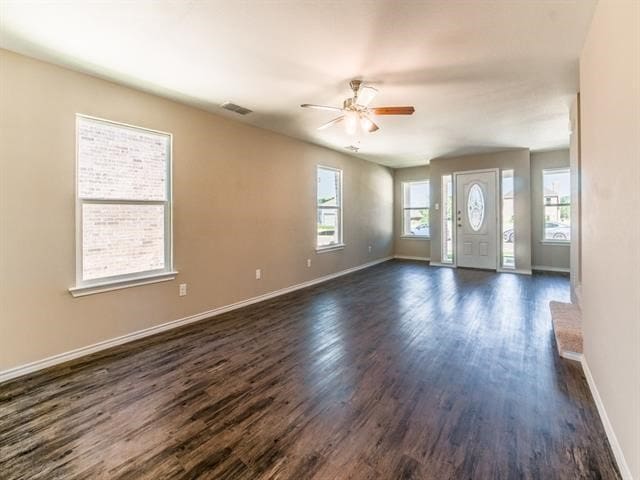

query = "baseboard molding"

[0,256,393,384]
[498,268,533,275]
[561,351,583,362]
[393,255,430,262]
[428,262,455,268]
[580,356,633,480]
[532,265,570,273]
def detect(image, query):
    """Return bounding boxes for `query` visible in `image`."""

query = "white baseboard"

[561,351,583,362]
[393,255,430,262]
[0,256,393,384]
[428,262,455,268]
[498,268,533,275]
[532,265,570,273]
[580,356,633,480]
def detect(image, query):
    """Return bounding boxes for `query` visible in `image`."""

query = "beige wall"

[429,150,532,271]
[530,150,570,271]
[579,1,640,478]
[0,50,394,372]
[393,165,431,259]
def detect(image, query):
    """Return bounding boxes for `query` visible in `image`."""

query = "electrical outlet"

[368,245,372,253]
[179,283,187,296]
[306,259,311,268]
[255,269,261,280]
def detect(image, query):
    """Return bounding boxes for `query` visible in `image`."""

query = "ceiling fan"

[301,80,415,134]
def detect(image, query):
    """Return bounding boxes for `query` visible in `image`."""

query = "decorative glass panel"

[501,170,515,268]
[442,175,454,263]
[467,183,485,231]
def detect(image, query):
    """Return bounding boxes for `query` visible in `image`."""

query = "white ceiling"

[0,0,596,168]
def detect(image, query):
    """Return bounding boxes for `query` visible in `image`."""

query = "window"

[441,175,454,263]
[72,115,173,295]
[316,166,342,249]
[542,168,571,242]
[402,180,430,237]
[501,170,515,268]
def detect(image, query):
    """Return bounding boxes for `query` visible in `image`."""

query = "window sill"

[316,243,346,253]
[540,240,570,246]
[69,271,178,297]
[400,235,431,240]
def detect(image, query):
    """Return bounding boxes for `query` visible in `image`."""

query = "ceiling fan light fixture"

[360,115,378,133]
[344,111,358,135]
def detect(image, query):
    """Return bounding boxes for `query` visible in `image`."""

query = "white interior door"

[455,170,498,269]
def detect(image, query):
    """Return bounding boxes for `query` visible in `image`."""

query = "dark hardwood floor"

[0,260,620,479]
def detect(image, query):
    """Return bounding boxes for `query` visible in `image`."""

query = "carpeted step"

[549,301,583,360]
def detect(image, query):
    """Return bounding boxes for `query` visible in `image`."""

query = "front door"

[455,170,498,270]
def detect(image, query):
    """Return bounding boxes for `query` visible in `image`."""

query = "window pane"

[442,175,453,263]
[82,203,165,281]
[317,207,340,247]
[317,167,340,207]
[404,181,429,208]
[543,168,570,205]
[78,117,169,201]
[544,205,571,241]
[403,208,430,236]
[501,170,515,268]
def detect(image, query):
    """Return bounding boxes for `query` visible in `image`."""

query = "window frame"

[70,114,176,297]
[316,165,344,251]
[401,180,430,238]
[541,167,571,245]
[499,169,516,269]
[441,175,454,263]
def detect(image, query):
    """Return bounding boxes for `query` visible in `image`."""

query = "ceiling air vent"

[220,102,253,115]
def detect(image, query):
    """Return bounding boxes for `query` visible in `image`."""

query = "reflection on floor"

[0,260,620,479]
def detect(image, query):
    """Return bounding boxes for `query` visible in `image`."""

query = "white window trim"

[401,180,430,238]
[541,167,571,244]
[70,114,176,296]
[441,174,454,264]
[316,165,344,251]
[501,169,516,270]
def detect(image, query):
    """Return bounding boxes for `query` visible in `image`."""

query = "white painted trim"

[393,255,430,262]
[561,351,583,362]
[74,114,175,292]
[532,265,570,273]
[315,243,346,253]
[540,240,570,246]
[453,168,501,270]
[580,356,633,480]
[0,257,392,384]
[429,262,455,268]
[316,165,343,249]
[497,267,533,275]
[69,271,179,297]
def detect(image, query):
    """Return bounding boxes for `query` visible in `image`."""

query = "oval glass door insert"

[467,183,485,231]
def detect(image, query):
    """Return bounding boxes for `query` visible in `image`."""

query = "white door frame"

[452,168,501,270]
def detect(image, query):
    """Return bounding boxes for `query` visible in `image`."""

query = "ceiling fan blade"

[371,106,415,115]
[361,115,379,133]
[301,103,343,112]
[317,116,344,130]
[356,86,378,107]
